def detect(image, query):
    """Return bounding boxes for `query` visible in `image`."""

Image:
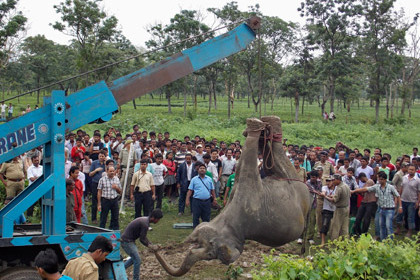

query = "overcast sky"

[18,0,420,48]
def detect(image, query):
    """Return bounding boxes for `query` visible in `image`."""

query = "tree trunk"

[400,92,406,115]
[213,80,217,110]
[132,100,137,110]
[247,90,250,108]
[408,85,414,119]
[208,84,212,114]
[227,81,231,120]
[294,92,299,123]
[183,88,187,118]
[271,96,274,111]
[385,86,389,119]
[167,92,172,114]
[375,98,380,123]
[329,76,336,113]
[193,76,197,109]
[301,96,305,115]
[390,84,394,119]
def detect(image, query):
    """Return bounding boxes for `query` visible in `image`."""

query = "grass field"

[3,92,419,159]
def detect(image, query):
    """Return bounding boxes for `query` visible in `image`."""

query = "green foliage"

[0,0,27,68]
[225,265,243,280]
[253,234,420,280]
[52,0,120,76]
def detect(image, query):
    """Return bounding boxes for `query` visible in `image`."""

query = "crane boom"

[0,17,260,279]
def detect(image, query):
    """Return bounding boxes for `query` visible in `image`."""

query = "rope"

[262,124,274,170]
[272,133,282,142]
[1,17,252,103]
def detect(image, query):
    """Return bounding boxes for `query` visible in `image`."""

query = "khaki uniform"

[315,197,324,234]
[0,160,25,198]
[63,253,98,280]
[314,161,334,184]
[330,182,351,240]
[295,168,307,182]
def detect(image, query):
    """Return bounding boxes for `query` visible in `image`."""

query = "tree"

[21,35,76,103]
[299,0,359,115]
[0,0,27,69]
[146,9,211,114]
[358,0,412,123]
[400,18,420,117]
[280,34,319,123]
[52,0,119,84]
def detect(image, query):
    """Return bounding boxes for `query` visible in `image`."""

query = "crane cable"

[1,17,253,103]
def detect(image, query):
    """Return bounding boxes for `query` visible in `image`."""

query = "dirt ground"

[129,240,303,280]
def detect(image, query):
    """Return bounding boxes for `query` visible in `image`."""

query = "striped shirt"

[98,175,120,199]
[367,183,400,208]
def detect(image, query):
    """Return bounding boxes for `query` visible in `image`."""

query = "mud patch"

[129,241,302,279]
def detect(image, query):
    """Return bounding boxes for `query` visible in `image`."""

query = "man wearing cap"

[314,152,334,184]
[320,174,350,240]
[353,172,376,235]
[195,144,205,163]
[319,176,336,246]
[314,166,325,236]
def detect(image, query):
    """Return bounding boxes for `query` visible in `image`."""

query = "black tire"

[0,267,41,280]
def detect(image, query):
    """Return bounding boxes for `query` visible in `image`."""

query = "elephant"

[154,116,311,276]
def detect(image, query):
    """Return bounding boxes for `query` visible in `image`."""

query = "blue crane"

[0,17,260,279]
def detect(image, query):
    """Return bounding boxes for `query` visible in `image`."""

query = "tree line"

[0,0,419,122]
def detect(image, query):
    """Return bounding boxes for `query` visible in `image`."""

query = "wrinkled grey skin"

[155,116,311,276]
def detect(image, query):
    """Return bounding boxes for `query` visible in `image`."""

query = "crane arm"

[0,17,260,164]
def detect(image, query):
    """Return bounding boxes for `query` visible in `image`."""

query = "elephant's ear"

[216,243,241,265]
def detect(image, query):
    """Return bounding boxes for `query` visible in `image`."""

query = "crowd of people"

[1,125,420,279]
[289,142,420,246]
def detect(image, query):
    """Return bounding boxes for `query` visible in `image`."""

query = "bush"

[252,234,420,280]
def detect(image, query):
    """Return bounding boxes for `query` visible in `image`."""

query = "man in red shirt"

[69,166,83,223]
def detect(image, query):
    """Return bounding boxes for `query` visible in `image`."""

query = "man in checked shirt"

[97,166,122,230]
[352,171,402,240]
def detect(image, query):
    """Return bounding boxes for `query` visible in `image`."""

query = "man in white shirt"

[150,153,167,210]
[0,101,7,121]
[26,156,43,217]
[203,154,218,183]
[27,156,43,186]
[356,157,374,179]
[220,149,236,197]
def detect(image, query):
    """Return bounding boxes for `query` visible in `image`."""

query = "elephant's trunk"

[154,247,208,277]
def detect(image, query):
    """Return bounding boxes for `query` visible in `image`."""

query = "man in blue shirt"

[89,150,107,224]
[186,163,218,228]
